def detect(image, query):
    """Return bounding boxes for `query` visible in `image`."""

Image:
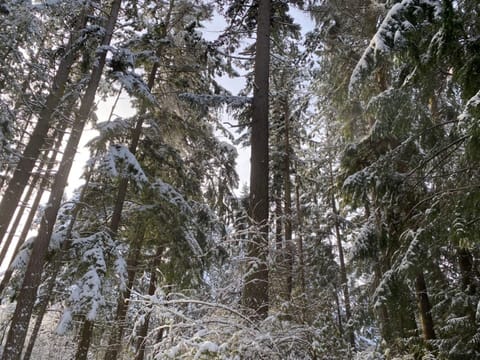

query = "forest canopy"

[0,0,479,359]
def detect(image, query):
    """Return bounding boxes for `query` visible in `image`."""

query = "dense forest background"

[1,0,480,359]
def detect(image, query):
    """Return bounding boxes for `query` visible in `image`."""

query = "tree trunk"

[0,10,88,244]
[283,103,293,302]
[75,319,95,360]
[22,276,55,360]
[104,230,144,360]
[415,272,436,340]
[329,158,354,348]
[0,123,66,267]
[134,246,163,360]
[1,2,122,358]
[0,125,66,297]
[242,0,271,320]
[458,248,477,295]
[294,178,306,321]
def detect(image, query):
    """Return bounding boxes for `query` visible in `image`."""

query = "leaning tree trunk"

[0,122,66,267]
[0,10,88,244]
[0,124,67,297]
[22,84,123,357]
[1,1,122,358]
[242,0,271,320]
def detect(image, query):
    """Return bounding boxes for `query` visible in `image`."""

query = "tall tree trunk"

[294,177,306,321]
[75,319,95,360]
[0,35,48,193]
[104,230,145,360]
[0,10,88,244]
[22,275,55,360]
[242,0,271,320]
[0,123,66,267]
[328,158,354,347]
[134,246,163,360]
[1,2,122,358]
[22,133,107,360]
[283,103,293,302]
[0,125,67,296]
[415,272,436,341]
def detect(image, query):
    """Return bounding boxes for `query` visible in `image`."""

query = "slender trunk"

[294,177,306,321]
[415,272,436,340]
[333,287,344,335]
[0,35,48,192]
[243,0,271,319]
[2,2,121,357]
[22,276,55,360]
[274,180,282,250]
[134,246,163,360]
[104,231,144,360]
[0,183,44,297]
[0,124,66,267]
[329,173,354,347]
[283,103,293,301]
[0,10,88,243]
[0,126,66,296]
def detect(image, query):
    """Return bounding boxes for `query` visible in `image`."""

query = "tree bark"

[242,0,271,320]
[0,10,88,244]
[415,272,436,340]
[1,1,122,358]
[75,319,95,360]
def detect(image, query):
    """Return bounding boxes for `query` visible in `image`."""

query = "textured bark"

[0,10,88,244]
[75,319,94,360]
[415,272,436,340]
[242,0,271,320]
[1,2,121,358]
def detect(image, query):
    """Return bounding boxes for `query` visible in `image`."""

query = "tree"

[1,0,122,357]
[242,0,271,320]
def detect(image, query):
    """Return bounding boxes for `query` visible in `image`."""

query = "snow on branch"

[100,144,148,187]
[349,0,442,95]
[459,89,480,125]
[179,93,252,109]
